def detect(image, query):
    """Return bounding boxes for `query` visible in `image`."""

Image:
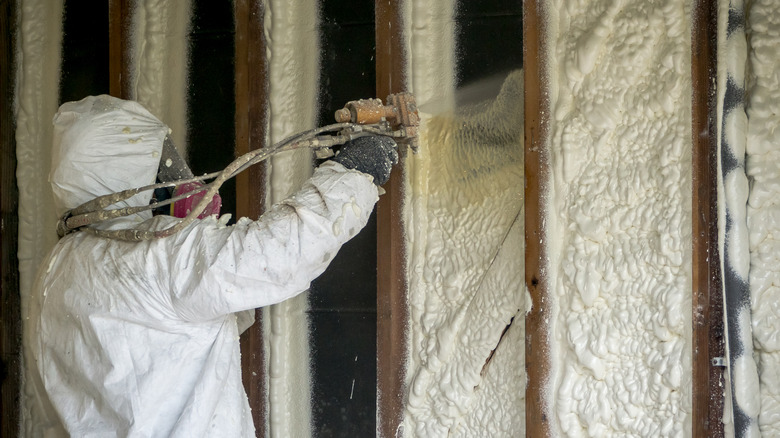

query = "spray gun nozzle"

[334,93,420,153]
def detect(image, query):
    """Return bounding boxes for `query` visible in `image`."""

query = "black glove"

[332,136,398,186]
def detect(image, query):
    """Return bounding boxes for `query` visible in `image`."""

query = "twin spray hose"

[56,93,419,242]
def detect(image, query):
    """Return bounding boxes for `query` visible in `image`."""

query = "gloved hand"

[332,136,399,186]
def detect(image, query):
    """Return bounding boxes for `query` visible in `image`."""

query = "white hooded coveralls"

[25,95,379,437]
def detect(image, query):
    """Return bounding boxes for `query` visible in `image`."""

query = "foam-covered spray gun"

[56,93,419,241]
[333,93,419,153]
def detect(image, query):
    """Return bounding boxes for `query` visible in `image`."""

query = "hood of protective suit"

[50,95,169,223]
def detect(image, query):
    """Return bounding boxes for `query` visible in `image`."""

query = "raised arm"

[167,137,397,321]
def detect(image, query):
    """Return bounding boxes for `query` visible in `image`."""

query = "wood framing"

[235,0,268,435]
[691,0,725,436]
[375,1,408,436]
[108,0,133,99]
[523,0,552,436]
[0,1,20,436]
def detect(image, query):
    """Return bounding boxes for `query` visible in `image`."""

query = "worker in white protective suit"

[24,95,397,437]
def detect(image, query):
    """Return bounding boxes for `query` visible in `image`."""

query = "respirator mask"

[154,136,222,219]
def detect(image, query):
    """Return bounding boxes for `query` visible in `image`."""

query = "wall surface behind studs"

[0,1,20,436]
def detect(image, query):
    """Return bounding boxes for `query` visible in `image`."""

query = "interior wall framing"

[522,0,726,436]
[108,0,132,99]
[691,0,725,436]
[234,0,269,435]
[523,0,552,436]
[375,0,409,436]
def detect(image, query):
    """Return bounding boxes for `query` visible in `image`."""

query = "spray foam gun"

[57,93,419,242]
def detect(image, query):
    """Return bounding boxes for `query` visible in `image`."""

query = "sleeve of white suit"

[163,161,379,322]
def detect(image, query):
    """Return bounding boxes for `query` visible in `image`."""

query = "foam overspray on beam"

[16,0,63,434]
[131,0,192,154]
[262,0,320,436]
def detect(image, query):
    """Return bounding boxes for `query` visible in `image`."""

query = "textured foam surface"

[746,1,780,434]
[404,71,525,437]
[545,1,693,435]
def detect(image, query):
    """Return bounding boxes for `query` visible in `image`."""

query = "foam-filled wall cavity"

[404,66,526,438]
[746,0,780,434]
[263,1,320,436]
[544,0,693,435]
[16,1,64,435]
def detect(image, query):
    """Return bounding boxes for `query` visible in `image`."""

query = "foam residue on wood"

[131,0,192,153]
[16,1,64,435]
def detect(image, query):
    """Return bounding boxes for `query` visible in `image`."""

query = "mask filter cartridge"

[172,182,222,219]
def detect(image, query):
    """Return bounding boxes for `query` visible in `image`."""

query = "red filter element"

[172,182,222,219]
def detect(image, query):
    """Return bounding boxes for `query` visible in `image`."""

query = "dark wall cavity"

[455,0,523,103]
[309,1,378,436]
[187,0,237,221]
[1,0,20,435]
[60,0,109,103]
